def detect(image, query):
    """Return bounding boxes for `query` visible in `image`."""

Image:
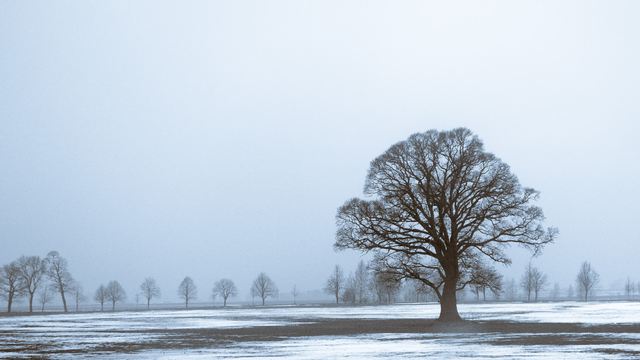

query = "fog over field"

[1,1,639,305]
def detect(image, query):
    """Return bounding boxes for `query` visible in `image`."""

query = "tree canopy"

[336,128,556,321]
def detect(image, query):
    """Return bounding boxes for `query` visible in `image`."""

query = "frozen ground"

[2,302,640,359]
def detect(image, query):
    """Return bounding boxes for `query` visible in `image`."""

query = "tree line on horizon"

[0,249,615,314]
[0,250,282,313]
[91,271,279,311]
[325,259,602,306]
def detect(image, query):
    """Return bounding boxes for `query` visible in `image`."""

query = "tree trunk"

[7,294,13,313]
[60,287,68,312]
[223,298,227,307]
[438,280,462,322]
[262,297,265,306]
[100,302,104,311]
[112,300,115,311]
[29,293,34,312]
[147,299,150,310]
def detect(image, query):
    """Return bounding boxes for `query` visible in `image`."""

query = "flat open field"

[3,302,640,359]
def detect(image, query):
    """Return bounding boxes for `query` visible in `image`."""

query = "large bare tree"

[17,256,47,313]
[335,128,556,321]
[45,251,74,313]
[213,279,237,307]
[105,280,126,311]
[140,277,161,310]
[576,261,599,301]
[324,265,345,304]
[251,272,278,306]
[0,261,23,313]
[178,276,197,309]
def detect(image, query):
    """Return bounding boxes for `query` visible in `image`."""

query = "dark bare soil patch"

[86,319,640,352]
[5,318,640,358]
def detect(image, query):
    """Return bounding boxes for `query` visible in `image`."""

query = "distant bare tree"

[503,278,518,301]
[353,261,369,304]
[178,276,197,309]
[531,268,547,302]
[71,284,86,312]
[250,286,257,305]
[45,251,74,312]
[140,278,161,310]
[414,279,433,302]
[0,261,24,313]
[371,270,401,304]
[251,272,278,306]
[576,261,599,301]
[520,265,533,301]
[17,256,47,313]
[468,264,503,301]
[94,285,107,311]
[324,265,345,304]
[625,278,635,300]
[213,279,237,307]
[335,129,557,321]
[341,274,356,304]
[521,264,546,302]
[105,280,126,311]
[567,285,575,300]
[404,278,432,302]
[551,282,560,301]
[37,286,51,312]
[291,285,299,305]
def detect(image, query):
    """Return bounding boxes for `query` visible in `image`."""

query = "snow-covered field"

[2,302,640,359]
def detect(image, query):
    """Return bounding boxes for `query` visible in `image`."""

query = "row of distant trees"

[623,278,640,299]
[324,261,403,305]
[500,261,600,302]
[530,261,598,301]
[325,260,603,305]
[0,251,607,313]
[0,250,281,313]
[92,272,278,311]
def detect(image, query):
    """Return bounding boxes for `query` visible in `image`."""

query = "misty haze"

[1,1,640,359]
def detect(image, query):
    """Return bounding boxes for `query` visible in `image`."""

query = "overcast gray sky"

[1,1,639,302]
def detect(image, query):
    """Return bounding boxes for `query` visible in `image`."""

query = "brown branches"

[335,128,557,321]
